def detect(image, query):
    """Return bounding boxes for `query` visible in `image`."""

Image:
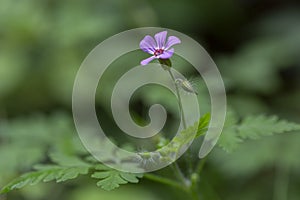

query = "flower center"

[154,49,164,57]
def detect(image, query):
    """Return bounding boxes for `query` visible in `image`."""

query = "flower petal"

[140,56,156,65]
[165,36,181,50]
[140,35,156,54]
[154,31,167,49]
[159,48,174,59]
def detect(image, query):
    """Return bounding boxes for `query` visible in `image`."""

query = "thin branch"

[167,69,187,129]
[143,173,186,191]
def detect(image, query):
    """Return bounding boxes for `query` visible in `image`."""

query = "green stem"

[168,69,197,189]
[143,173,186,191]
[185,156,208,200]
[144,173,200,200]
[195,157,207,175]
[167,68,193,174]
[172,162,189,186]
[189,187,200,200]
[159,65,201,200]
[167,69,187,129]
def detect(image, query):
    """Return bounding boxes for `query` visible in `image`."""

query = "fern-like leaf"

[91,165,143,191]
[0,165,90,194]
[238,115,300,139]
[217,112,300,153]
[217,111,242,152]
[0,153,91,194]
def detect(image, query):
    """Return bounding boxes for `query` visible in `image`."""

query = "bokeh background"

[1,0,300,200]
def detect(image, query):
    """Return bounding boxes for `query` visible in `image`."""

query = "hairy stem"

[167,67,201,200]
[167,69,187,129]
[167,68,193,172]
[195,157,207,175]
[189,187,200,200]
[172,162,189,186]
[143,173,186,191]
[188,158,208,200]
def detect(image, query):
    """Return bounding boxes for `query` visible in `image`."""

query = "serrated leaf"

[218,129,243,153]
[217,112,300,153]
[156,114,211,158]
[49,152,91,167]
[94,164,111,171]
[91,166,143,191]
[1,161,90,194]
[96,172,127,191]
[120,173,139,183]
[178,114,211,144]
[217,111,242,152]
[238,115,300,139]
[91,171,111,179]
[196,113,210,137]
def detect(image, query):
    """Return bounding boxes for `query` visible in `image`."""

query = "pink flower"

[139,31,181,65]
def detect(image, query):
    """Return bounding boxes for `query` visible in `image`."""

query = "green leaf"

[217,111,242,152]
[196,113,210,137]
[178,113,211,144]
[218,129,243,153]
[217,112,300,153]
[238,115,300,139]
[0,165,90,194]
[91,165,143,191]
[156,114,211,158]
[0,152,92,194]
[49,152,91,167]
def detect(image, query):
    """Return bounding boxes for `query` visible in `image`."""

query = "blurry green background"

[1,0,300,199]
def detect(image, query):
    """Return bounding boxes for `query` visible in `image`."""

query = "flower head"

[139,31,181,65]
